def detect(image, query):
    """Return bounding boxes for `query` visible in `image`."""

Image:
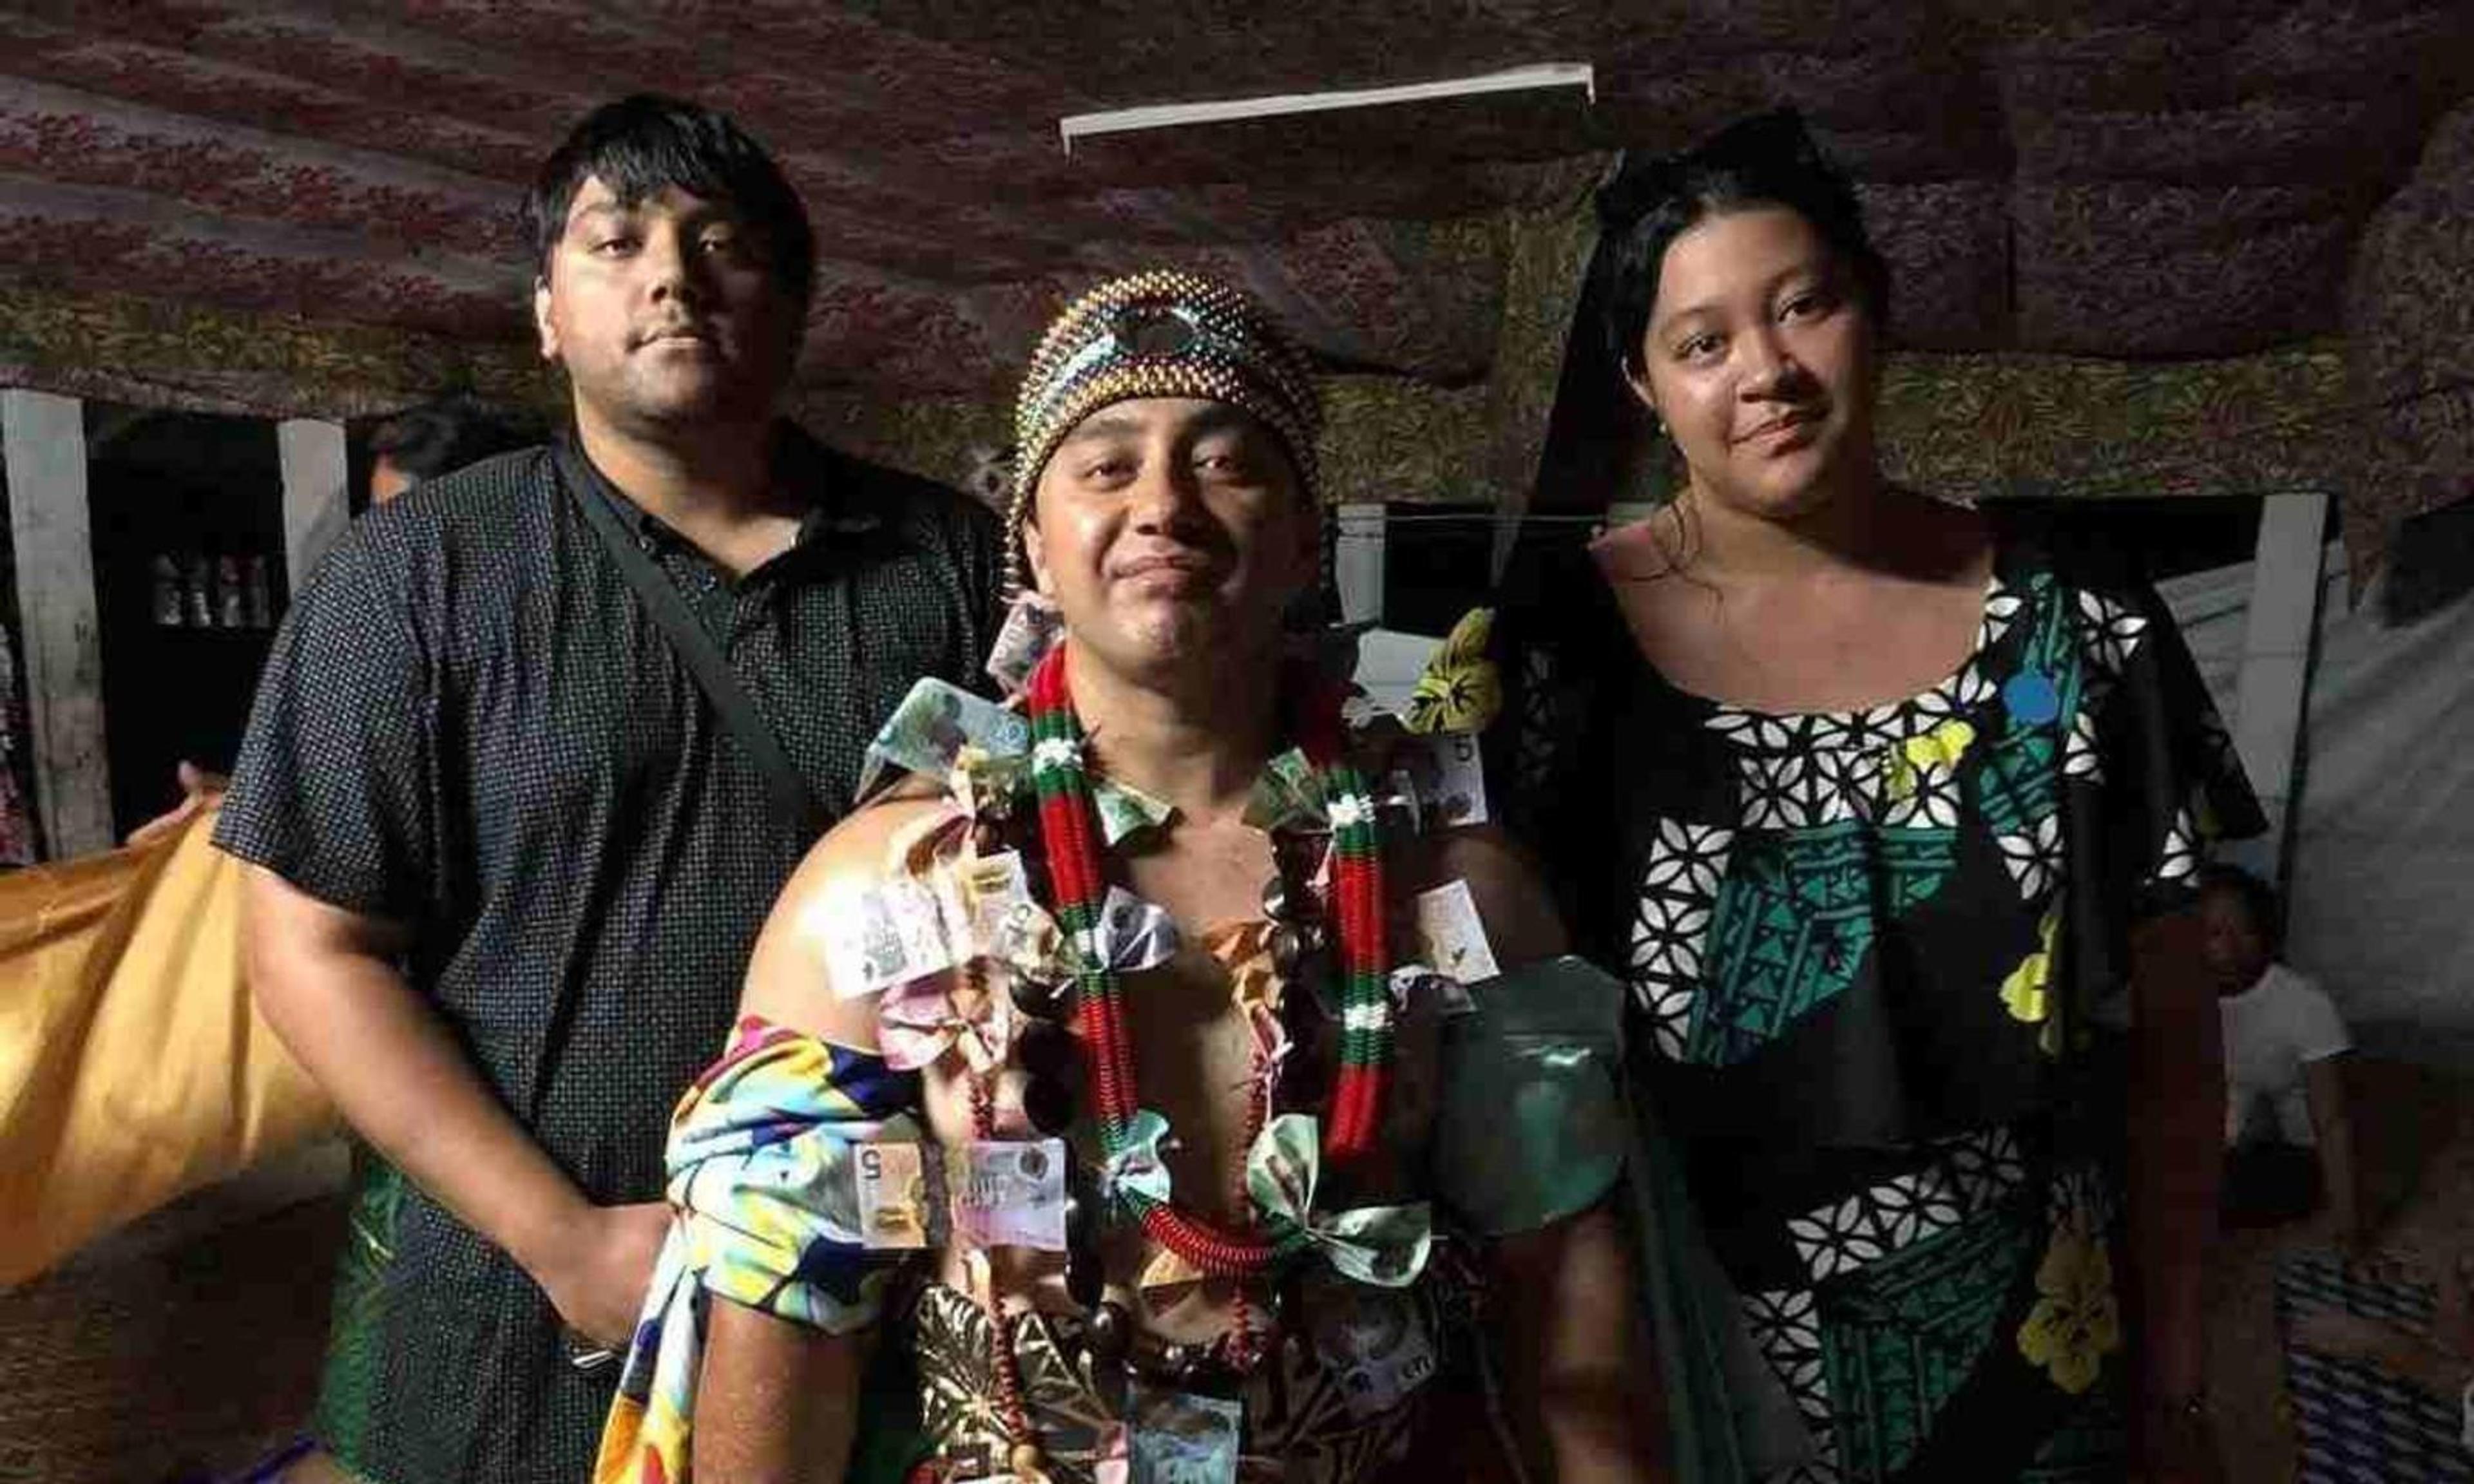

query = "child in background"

[2205,864,2363,1243]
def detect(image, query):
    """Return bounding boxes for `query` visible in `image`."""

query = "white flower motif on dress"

[1642,819,1734,897]
[1032,736,1083,775]
[1742,1287,1836,1448]
[2076,590,2151,676]
[1631,895,1711,975]
[1742,1287,1821,1358]
[1839,749,1892,823]
[2062,706,2104,781]
[1837,703,1908,761]
[2149,804,2201,886]
[1326,792,1374,828]
[1709,709,1819,757]
[1785,1166,1976,1285]
[1948,661,1998,711]
[1738,750,1864,832]
[1786,1199,1888,1282]
[1895,1169,1968,1237]
[1804,711,1854,749]
[1905,664,1991,727]
[1703,707,1760,744]
[1635,981,1697,1060]
[1980,578,2025,650]
[1628,822,1733,1061]
[1775,1128,2033,1292]
[1997,813,2064,902]
[1881,762,1964,830]
[1734,756,1799,832]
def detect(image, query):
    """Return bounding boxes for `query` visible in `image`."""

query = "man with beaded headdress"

[595,272,1669,1483]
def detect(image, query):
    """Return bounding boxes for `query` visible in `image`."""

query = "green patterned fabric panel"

[1691,821,1961,1066]
[311,1150,403,1469]
[1820,1208,2037,1479]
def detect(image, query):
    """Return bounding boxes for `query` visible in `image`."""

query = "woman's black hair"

[2196,862,2286,955]
[522,93,816,310]
[1595,108,1890,379]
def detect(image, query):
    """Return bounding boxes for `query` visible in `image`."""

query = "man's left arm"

[1495,1208,1668,1482]
[1442,824,1668,1479]
[2125,908,2226,1482]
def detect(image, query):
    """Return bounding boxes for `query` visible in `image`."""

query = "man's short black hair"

[523,93,816,310]
[2197,862,2286,955]
[368,395,542,483]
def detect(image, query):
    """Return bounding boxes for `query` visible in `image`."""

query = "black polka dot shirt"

[214,426,1000,1483]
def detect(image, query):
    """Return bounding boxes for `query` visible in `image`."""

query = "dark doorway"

[83,404,289,841]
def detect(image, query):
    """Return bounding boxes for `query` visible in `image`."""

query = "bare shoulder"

[1402,823,1569,969]
[740,794,954,1045]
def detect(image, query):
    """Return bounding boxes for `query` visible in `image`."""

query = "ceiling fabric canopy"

[1,3,2468,558]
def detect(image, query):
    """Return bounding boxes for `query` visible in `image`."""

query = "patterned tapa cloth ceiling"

[3,2,2472,551]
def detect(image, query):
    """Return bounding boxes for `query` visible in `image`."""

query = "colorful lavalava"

[594,1018,922,1484]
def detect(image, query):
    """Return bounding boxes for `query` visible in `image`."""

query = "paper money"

[1089,885,1181,974]
[939,848,1033,958]
[984,591,1067,696]
[1091,776,1176,846]
[949,1137,1070,1252]
[1306,1282,1440,1419]
[1128,1382,1242,1484]
[1389,964,1475,1018]
[985,899,1069,983]
[852,1141,937,1250]
[1396,733,1488,828]
[1241,747,1325,833]
[821,876,952,998]
[858,677,1031,799]
[1413,879,1501,984]
[1383,766,1424,834]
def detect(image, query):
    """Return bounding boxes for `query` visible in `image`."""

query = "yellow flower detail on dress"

[2000,904,2064,1054]
[1883,719,1977,801]
[1405,607,1501,735]
[2016,1209,2121,1394]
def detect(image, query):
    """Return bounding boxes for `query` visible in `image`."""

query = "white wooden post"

[3,389,113,857]
[276,418,350,591]
[2228,491,2330,877]
[1333,502,1385,627]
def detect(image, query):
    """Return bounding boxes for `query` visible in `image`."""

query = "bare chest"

[912,823,1443,1334]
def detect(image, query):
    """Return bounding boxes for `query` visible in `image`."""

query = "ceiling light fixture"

[1058,62,1594,153]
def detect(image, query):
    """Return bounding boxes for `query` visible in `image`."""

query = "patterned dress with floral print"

[1490,511,2261,1483]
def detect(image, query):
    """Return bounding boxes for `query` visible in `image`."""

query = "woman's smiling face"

[1629,204,1881,522]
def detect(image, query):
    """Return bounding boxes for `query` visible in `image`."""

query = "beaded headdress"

[1004,270,1322,598]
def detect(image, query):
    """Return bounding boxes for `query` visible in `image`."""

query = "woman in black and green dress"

[1488,111,2261,1483]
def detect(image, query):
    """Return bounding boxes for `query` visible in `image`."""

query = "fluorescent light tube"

[1059,62,1595,153]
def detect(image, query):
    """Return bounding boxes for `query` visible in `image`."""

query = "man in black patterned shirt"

[215,95,999,1484]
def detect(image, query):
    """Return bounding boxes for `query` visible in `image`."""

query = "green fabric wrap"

[1434,955,1801,1483]
[1431,954,1628,1235]
[311,1146,403,1474]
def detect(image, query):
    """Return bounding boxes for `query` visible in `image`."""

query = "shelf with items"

[84,404,289,841]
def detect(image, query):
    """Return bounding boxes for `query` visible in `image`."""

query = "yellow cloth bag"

[0,806,339,1286]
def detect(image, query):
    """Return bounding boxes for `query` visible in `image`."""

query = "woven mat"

[2278,1250,2474,1483]
[0,1195,345,1484]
